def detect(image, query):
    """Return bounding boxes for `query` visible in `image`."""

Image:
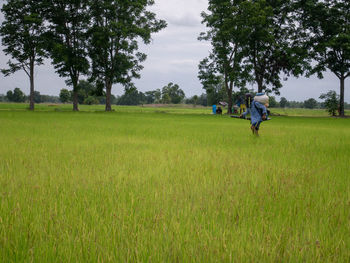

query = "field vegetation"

[1,102,349,117]
[0,103,349,262]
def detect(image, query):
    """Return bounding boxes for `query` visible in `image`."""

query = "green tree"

[33,91,41,103]
[40,94,60,103]
[320,90,339,116]
[76,80,98,104]
[240,0,308,94]
[117,87,143,105]
[279,97,289,108]
[88,0,167,111]
[84,96,99,105]
[198,93,208,106]
[6,90,13,102]
[304,98,318,109]
[154,89,162,104]
[161,83,185,104]
[288,100,304,108]
[144,90,160,104]
[6,88,26,102]
[199,0,308,112]
[269,96,279,108]
[299,0,350,117]
[44,0,90,111]
[192,95,199,106]
[199,0,250,114]
[201,75,226,106]
[162,93,171,104]
[0,0,47,110]
[59,88,71,103]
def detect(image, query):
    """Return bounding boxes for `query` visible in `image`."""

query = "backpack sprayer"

[230,114,271,121]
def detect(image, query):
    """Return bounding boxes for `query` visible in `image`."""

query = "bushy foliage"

[269,96,279,108]
[185,94,207,106]
[84,96,100,105]
[144,90,161,104]
[59,89,71,103]
[39,95,60,103]
[0,0,47,110]
[6,88,26,102]
[76,80,101,104]
[304,98,318,109]
[59,80,106,104]
[279,97,289,108]
[320,91,339,116]
[117,87,144,105]
[33,91,41,103]
[161,83,185,104]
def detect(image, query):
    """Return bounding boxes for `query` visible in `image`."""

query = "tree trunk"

[227,94,233,114]
[72,78,79,111]
[227,82,233,114]
[257,78,263,93]
[72,91,79,111]
[339,76,345,117]
[105,80,112,111]
[224,73,233,114]
[29,62,35,111]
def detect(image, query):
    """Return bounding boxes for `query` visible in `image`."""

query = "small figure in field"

[239,96,246,115]
[212,104,217,114]
[250,94,269,136]
[241,93,252,119]
[216,106,222,115]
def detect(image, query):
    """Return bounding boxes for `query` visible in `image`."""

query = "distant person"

[212,104,217,114]
[250,95,269,136]
[241,93,253,119]
[216,106,222,115]
[239,96,246,115]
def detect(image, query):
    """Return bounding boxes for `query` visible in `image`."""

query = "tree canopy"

[44,0,90,111]
[161,83,185,104]
[88,0,167,111]
[298,0,350,116]
[6,88,26,102]
[320,90,339,116]
[0,0,47,110]
[199,0,310,113]
[199,0,250,113]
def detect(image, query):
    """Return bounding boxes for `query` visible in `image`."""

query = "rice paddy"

[0,104,349,262]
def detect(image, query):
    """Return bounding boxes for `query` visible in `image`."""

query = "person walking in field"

[250,93,269,136]
[239,95,246,115]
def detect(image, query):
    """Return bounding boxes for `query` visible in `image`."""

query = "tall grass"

[0,107,349,262]
[1,102,349,116]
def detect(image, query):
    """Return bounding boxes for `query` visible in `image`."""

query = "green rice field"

[0,103,350,262]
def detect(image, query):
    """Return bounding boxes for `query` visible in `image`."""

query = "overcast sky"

[0,0,349,102]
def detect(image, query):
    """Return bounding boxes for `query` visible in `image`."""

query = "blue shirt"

[250,101,267,124]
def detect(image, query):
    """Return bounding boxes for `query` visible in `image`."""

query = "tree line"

[1,1,349,115]
[4,85,349,115]
[198,0,350,116]
[0,81,187,106]
[0,0,166,111]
